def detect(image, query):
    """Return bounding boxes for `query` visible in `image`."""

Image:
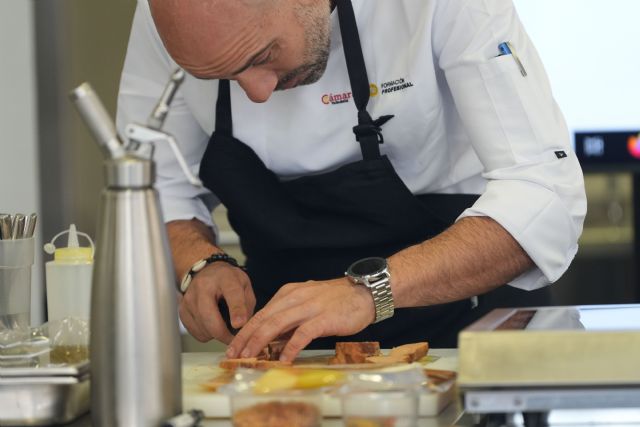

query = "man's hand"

[179,262,255,343]
[226,278,376,362]
[168,219,255,344]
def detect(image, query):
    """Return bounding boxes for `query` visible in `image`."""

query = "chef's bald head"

[149,0,332,102]
[149,0,281,74]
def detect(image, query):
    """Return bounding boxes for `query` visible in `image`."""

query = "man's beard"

[275,4,330,91]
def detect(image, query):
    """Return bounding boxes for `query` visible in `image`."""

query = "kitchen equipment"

[338,364,426,427]
[0,214,12,239]
[0,213,38,240]
[162,409,205,427]
[0,361,90,426]
[183,350,457,418]
[24,213,37,238]
[44,224,94,323]
[458,305,640,420]
[11,214,26,240]
[220,369,325,427]
[342,390,418,427]
[0,236,34,330]
[69,69,199,426]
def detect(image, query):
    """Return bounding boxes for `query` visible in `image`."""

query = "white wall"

[0,0,44,325]
[514,0,640,133]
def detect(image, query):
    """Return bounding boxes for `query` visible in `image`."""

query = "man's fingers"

[207,308,235,344]
[231,303,319,359]
[280,320,323,362]
[244,285,257,318]
[220,278,251,329]
[227,287,317,358]
[196,292,234,343]
[179,302,209,342]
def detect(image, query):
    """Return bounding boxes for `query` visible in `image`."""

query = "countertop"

[68,349,465,426]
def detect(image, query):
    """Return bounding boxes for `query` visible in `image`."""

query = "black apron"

[199,0,550,348]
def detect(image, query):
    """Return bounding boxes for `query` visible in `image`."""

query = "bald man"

[116,0,586,361]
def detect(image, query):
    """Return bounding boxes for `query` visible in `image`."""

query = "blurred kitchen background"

[1,0,639,350]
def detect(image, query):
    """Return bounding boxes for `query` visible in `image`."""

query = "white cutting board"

[182,349,458,418]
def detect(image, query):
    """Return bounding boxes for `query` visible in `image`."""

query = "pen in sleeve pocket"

[498,41,527,77]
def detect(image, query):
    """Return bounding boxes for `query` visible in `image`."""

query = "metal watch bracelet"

[369,273,394,323]
[179,253,245,294]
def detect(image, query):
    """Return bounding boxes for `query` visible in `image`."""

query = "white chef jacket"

[116,0,587,291]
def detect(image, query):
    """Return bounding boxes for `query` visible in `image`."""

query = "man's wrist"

[179,252,246,294]
[167,219,221,279]
[345,257,395,323]
[352,281,377,325]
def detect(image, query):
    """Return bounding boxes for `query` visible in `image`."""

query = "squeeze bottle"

[44,224,94,322]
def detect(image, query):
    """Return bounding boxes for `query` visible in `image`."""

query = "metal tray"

[0,362,90,426]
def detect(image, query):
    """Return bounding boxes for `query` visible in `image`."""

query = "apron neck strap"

[337,0,394,160]
[215,79,233,136]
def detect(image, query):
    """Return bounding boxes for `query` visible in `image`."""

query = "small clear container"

[230,389,322,427]
[342,389,418,427]
[338,364,426,427]
[220,369,325,427]
[0,238,35,331]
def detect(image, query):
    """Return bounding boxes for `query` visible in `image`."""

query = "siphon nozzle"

[69,83,126,160]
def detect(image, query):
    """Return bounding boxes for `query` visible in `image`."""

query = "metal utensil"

[0,214,11,240]
[11,214,26,240]
[24,213,37,238]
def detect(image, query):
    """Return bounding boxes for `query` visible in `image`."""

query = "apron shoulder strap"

[336,0,394,160]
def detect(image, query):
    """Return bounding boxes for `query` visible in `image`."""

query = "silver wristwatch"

[345,257,395,323]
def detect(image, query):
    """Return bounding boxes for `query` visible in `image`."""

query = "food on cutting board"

[220,358,293,371]
[329,342,381,364]
[219,341,429,370]
[232,401,321,427]
[253,369,346,394]
[256,339,287,361]
[366,342,429,365]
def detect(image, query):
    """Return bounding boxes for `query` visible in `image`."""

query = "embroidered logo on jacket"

[379,78,414,94]
[321,77,414,105]
[321,92,353,105]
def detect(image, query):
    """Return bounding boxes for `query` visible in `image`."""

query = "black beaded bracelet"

[179,253,246,293]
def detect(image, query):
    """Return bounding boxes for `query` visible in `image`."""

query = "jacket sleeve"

[432,0,587,290]
[116,0,218,229]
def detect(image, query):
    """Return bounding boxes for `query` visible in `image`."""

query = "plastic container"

[230,389,322,427]
[0,237,34,330]
[341,390,419,427]
[44,225,94,323]
[338,364,426,427]
[220,369,326,427]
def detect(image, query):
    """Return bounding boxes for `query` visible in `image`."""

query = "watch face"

[349,257,386,277]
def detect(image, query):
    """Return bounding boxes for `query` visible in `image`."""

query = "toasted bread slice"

[329,342,381,364]
[389,342,429,362]
[219,358,259,370]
